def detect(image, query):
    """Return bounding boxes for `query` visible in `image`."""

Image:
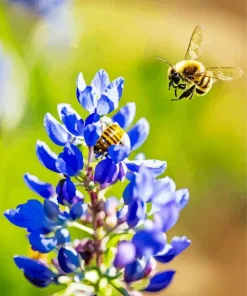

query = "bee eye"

[173,72,179,78]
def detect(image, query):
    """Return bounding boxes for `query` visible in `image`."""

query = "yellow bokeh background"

[0,0,246,295]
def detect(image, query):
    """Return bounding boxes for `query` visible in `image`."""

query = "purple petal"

[151,177,176,206]
[24,173,54,198]
[94,158,119,187]
[133,167,154,202]
[112,102,136,129]
[132,229,166,258]
[91,69,110,97]
[127,118,150,151]
[174,189,189,210]
[14,256,55,287]
[44,113,70,146]
[124,260,146,283]
[108,145,130,164]
[29,232,57,253]
[143,270,175,292]
[57,104,84,137]
[117,205,128,224]
[113,241,136,269]
[36,140,59,173]
[154,200,180,232]
[125,159,167,177]
[77,86,96,113]
[155,236,191,263]
[127,199,145,228]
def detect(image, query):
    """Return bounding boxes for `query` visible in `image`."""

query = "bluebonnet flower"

[4,69,191,295]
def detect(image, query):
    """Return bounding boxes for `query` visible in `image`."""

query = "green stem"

[69,221,94,235]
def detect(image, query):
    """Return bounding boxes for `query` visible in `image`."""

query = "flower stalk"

[4,69,191,295]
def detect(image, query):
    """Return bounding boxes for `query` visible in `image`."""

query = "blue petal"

[133,167,154,202]
[127,199,145,228]
[43,199,59,220]
[154,200,180,232]
[112,102,136,129]
[108,77,124,99]
[127,118,150,151]
[44,113,71,146]
[97,78,124,116]
[70,202,88,220]
[14,256,55,287]
[123,178,135,205]
[117,205,128,224]
[124,260,145,283]
[84,123,101,147]
[29,232,57,253]
[143,270,175,292]
[56,143,84,177]
[84,113,101,147]
[55,228,71,245]
[85,113,100,125]
[77,86,96,113]
[24,173,54,198]
[117,161,128,182]
[155,236,191,263]
[91,69,110,97]
[57,104,84,137]
[36,140,59,173]
[125,159,167,177]
[58,246,80,273]
[132,229,166,258]
[151,177,176,206]
[113,241,136,269]
[174,189,189,210]
[94,158,119,187]
[97,95,116,116]
[108,145,130,164]
[56,178,76,205]
[4,200,45,231]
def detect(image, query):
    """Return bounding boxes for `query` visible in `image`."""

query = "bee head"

[156,58,179,84]
[169,70,180,85]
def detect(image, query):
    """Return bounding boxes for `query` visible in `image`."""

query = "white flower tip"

[77,72,86,92]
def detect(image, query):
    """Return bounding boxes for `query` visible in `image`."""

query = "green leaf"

[106,232,133,248]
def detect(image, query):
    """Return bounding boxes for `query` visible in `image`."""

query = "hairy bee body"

[158,24,243,101]
[94,123,127,155]
[169,60,213,96]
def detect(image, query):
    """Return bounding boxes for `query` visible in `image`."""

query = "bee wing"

[205,67,243,81]
[185,24,204,60]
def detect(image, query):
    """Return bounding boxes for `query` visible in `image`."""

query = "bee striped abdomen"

[94,123,125,154]
[195,74,213,95]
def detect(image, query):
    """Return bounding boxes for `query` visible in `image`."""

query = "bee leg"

[168,81,173,90]
[178,85,195,100]
[178,84,186,90]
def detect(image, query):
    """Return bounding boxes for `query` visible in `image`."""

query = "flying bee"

[157,24,243,101]
[94,122,130,155]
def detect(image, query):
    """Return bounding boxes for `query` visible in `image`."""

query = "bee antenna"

[156,58,174,69]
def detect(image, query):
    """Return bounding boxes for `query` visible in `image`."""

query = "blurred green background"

[0,0,246,295]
